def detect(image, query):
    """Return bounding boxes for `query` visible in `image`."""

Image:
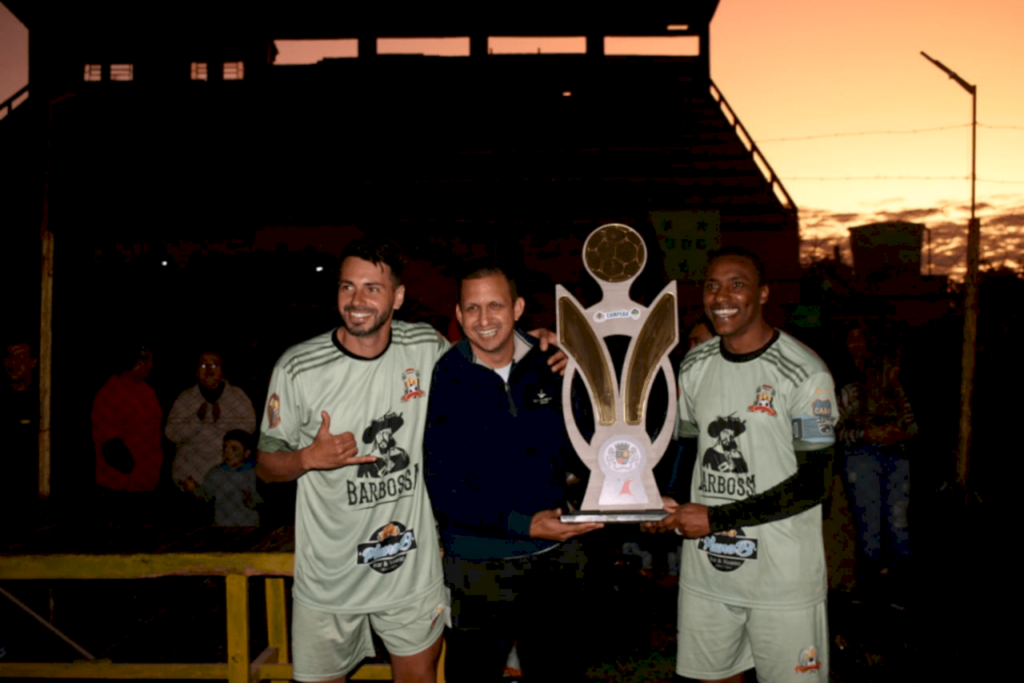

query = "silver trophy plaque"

[558,224,678,523]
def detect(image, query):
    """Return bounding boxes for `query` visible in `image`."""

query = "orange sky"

[2,0,1021,277]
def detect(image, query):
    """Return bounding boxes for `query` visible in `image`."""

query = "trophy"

[558,224,678,523]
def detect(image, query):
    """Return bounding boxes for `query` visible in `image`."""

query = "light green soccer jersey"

[259,322,450,614]
[677,330,835,609]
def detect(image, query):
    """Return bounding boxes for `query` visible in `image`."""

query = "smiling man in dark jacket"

[424,259,602,683]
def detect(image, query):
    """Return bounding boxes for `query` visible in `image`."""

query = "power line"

[759,125,968,142]
[759,122,1022,143]
[784,176,1024,184]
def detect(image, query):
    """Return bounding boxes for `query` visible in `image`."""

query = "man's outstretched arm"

[650,445,832,537]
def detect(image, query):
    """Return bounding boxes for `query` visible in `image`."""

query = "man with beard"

[648,247,836,683]
[358,412,410,479]
[701,416,749,473]
[257,237,565,683]
[257,236,449,683]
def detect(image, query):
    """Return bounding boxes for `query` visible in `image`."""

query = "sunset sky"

[2,0,1021,277]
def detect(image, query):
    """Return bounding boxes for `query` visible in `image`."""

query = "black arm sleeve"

[706,446,833,532]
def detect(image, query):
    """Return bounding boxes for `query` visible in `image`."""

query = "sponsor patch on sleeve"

[267,393,281,429]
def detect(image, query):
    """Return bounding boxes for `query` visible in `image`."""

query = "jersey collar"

[720,328,781,363]
[331,326,392,361]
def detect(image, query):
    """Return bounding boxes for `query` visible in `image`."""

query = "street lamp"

[921,51,978,500]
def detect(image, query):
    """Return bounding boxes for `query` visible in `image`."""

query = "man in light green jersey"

[257,237,563,683]
[649,246,836,683]
[257,236,450,683]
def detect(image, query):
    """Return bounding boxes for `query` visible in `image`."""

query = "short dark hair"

[693,313,718,337]
[457,258,519,304]
[114,340,151,374]
[223,429,254,452]
[707,246,767,287]
[340,236,405,286]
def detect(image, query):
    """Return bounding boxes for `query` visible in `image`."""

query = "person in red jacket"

[91,343,164,524]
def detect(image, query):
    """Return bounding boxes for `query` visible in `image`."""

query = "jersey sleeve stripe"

[769,346,812,383]
[290,355,345,379]
[283,345,337,375]
[764,349,809,386]
[680,344,718,374]
[392,328,444,345]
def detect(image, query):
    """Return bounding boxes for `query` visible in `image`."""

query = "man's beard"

[344,306,393,337]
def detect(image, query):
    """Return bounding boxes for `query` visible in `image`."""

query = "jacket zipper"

[505,383,517,417]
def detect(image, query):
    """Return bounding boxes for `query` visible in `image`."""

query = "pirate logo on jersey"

[748,384,777,416]
[696,527,759,572]
[357,411,411,479]
[356,521,418,574]
[401,368,424,402]
[702,415,750,474]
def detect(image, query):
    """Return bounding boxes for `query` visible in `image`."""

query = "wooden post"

[226,575,250,683]
[265,578,288,683]
[39,223,53,499]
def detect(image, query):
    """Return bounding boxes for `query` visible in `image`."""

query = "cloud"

[876,208,943,221]
[987,213,1024,227]
[827,213,860,223]
[798,199,1024,279]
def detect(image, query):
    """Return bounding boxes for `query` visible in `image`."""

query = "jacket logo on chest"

[533,389,553,406]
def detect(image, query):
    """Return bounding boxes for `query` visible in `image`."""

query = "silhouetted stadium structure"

[2,1,798,315]
[1,0,804,498]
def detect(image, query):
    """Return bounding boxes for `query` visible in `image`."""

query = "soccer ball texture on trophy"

[584,224,646,283]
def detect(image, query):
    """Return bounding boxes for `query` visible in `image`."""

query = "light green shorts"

[291,583,448,682]
[676,589,828,682]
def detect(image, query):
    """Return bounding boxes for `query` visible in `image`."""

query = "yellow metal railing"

[0,552,429,682]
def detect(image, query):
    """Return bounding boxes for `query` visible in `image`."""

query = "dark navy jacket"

[424,330,585,561]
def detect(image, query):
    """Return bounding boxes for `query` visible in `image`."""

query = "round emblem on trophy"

[583,224,646,283]
[599,435,645,473]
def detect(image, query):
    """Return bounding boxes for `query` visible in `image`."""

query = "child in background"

[197,429,262,527]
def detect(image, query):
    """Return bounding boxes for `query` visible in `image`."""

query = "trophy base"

[561,510,668,524]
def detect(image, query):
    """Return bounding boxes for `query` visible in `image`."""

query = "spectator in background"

[90,342,163,524]
[687,314,715,350]
[166,351,256,496]
[196,429,262,527]
[837,326,916,604]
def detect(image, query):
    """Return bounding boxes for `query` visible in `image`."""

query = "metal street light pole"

[921,51,978,501]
